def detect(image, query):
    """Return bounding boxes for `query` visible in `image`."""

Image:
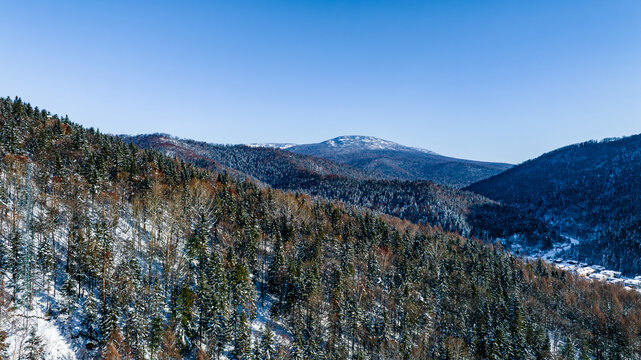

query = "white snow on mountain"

[249,135,436,154]
[247,143,297,149]
[320,135,436,154]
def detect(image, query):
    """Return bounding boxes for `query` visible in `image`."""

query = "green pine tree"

[560,339,575,360]
[256,323,277,360]
[22,327,45,360]
[149,315,164,358]
[231,310,252,360]
[9,230,22,298]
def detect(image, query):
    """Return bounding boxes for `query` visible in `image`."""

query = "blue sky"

[1,0,640,163]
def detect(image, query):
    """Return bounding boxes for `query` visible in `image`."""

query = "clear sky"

[1,0,640,163]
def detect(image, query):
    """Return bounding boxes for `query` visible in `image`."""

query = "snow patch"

[5,301,76,360]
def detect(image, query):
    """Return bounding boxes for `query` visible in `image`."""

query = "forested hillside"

[123,134,378,185]
[126,134,555,244]
[1,97,641,359]
[467,135,641,274]
[124,134,497,237]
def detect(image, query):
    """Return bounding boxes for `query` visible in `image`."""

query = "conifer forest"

[1,97,641,359]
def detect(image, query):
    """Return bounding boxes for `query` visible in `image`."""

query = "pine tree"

[9,230,22,298]
[94,219,113,302]
[290,334,306,360]
[149,315,164,358]
[80,296,100,345]
[204,251,230,359]
[22,327,44,360]
[268,233,285,292]
[60,275,77,314]
[578,340,591,360]
[100,303,119,351]
[36,235,53,287]
[174,282,195,351]
[533,326,551,360]
[508,299,527,359]
[560,339,575,360]
[345,296,361,356]
[124,296,147,359]
[256,323,277,360]
[0,235,7,277]
[231,310,252,360]
[230,259,256,320]
[187,212,210,265]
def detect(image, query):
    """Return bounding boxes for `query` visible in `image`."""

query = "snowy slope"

[4,302,76,360]
[0,162,290,359]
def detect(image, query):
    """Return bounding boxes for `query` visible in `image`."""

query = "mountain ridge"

[289,135,436,154]
[272,135,512,187]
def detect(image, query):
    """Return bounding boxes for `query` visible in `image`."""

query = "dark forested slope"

[123,134,378,185]
[467,134,641,274]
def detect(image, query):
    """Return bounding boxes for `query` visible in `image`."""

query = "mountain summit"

[250,135,434,154]
[279,135,511,187]
[311,135,436,154]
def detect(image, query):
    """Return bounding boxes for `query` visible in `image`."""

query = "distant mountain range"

[467,134,641,274]
[254,135,512,188]
[122,133,501,236]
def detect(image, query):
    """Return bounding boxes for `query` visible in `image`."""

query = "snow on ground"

[5,298,76,360]
[251,293,291,347]
[528,234,580,261]
[520,233,641,293]
[213,290,291,360]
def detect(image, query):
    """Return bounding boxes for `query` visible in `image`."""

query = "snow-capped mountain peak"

[247,135,436,154]
[321,135,435,154]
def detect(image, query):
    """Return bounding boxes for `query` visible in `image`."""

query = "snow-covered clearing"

[4,296,76,360]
